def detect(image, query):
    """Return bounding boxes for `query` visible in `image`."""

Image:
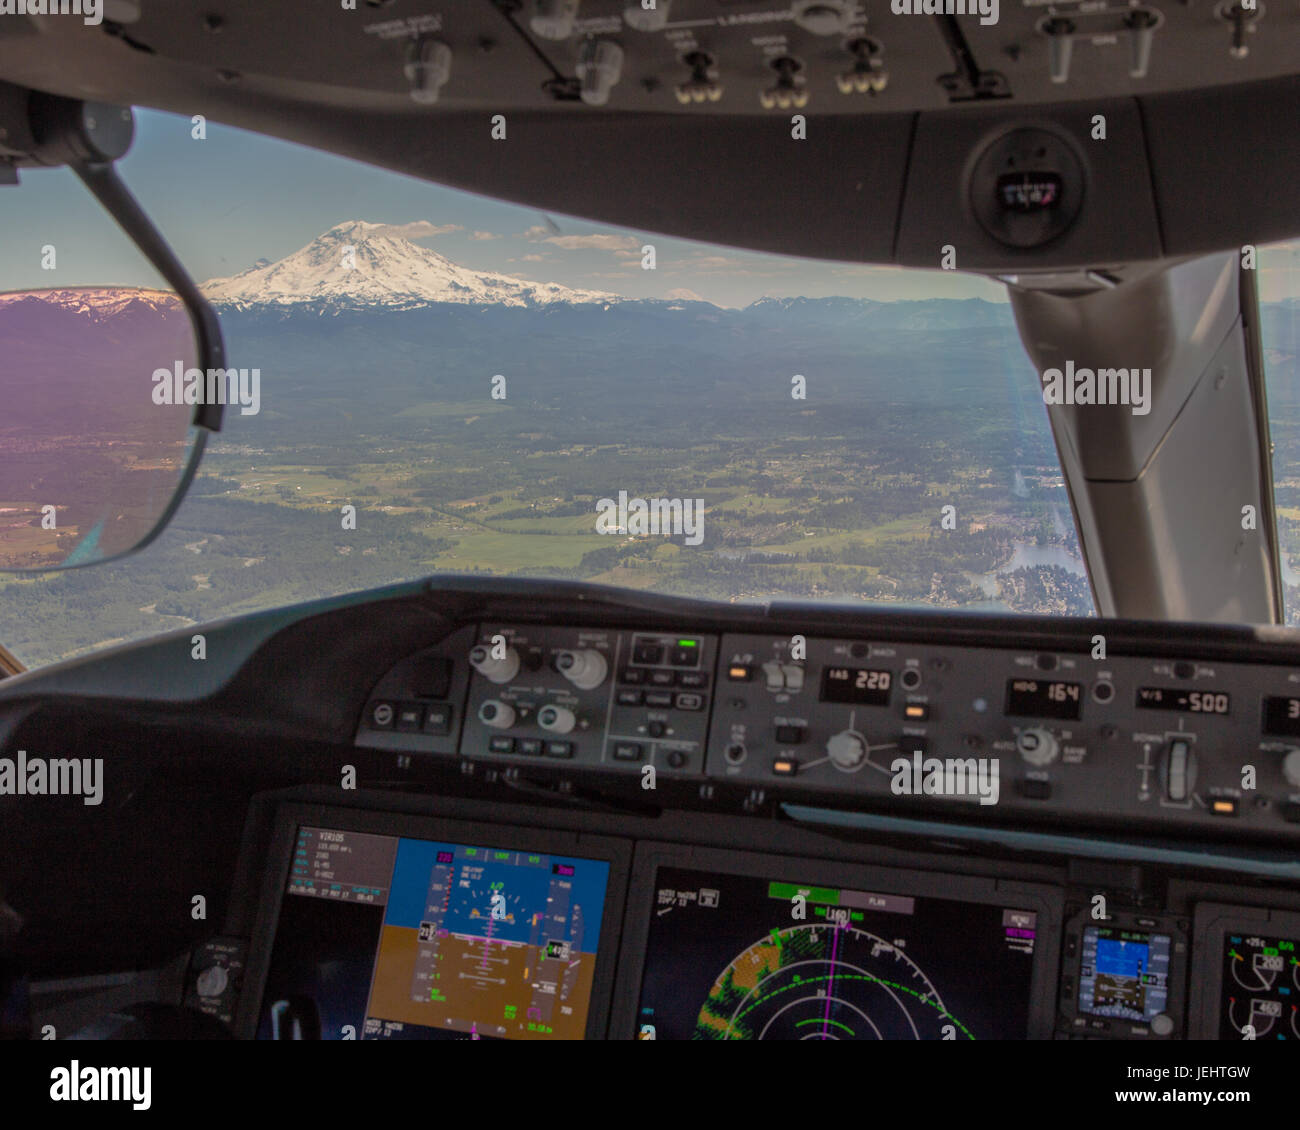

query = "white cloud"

[376,221,462,240]
[470,230,501,241]
[542,233,641,252]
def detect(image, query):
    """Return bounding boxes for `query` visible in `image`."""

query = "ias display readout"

[820,667,892,706]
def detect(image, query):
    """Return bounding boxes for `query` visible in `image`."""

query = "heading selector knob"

[478,699,516,729]
[1016,727,1059,767]
[556,648,608,690]
[538,704,577,734]
[826,729,868,771]
[470,643,520,685]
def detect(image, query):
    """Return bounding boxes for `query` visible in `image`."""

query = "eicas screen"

[636,867,1038,1040]
[256,826,610,1040]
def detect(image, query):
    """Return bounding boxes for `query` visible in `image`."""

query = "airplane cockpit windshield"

[0,0,1298,1110]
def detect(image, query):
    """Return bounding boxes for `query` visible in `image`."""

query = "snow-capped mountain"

[0,287,182,318]
[199,220,622,311]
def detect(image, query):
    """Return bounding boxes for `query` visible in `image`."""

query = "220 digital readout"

[820,667,892,706]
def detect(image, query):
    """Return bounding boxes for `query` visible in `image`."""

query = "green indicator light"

[767,881,841,905]
[677,639,697,647]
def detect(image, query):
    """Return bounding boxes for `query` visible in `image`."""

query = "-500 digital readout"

[1136,687,1230,714]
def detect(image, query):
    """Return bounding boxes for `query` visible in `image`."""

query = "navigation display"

[1077,926,1170,1022]
[256,827,610,1040]
[635,866,1038,1040]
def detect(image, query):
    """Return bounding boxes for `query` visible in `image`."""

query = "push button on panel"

[488,736,515,753]
[422,704,453,735]
[613,742,642,761]
[633,642,664,665]
[396,704,424,732]
[774,724,806,745]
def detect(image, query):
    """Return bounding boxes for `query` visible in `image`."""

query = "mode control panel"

[705,632,1300,834]
[460,625,716,776]
[356,619,1300,839]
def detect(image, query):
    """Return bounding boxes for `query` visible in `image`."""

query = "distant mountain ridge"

[198,220,622,312]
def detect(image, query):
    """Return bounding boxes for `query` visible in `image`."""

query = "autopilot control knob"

[556,648,608,690]
[1017,727,1059,767]
[538,704,577,734]
[826,729,868,771]
[1282,747,1300,789]
[470,643,520,684]
[478,699,516,729]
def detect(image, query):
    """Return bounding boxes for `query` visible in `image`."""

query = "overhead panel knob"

[577,39,625,106]
[624,1,670,31]
[556,648,608,689]
[531,0,579,40]
[404,39,452,104]
[538,704,577,734]
[792,0,853,36]
[470,643,521,685]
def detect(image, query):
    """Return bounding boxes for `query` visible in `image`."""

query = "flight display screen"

[256,827,610,1040]
[635,867,1038,1040]
[1217,931,1300,1040]
[1077,926,1170,1022]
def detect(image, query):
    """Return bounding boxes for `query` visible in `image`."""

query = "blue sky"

[0,107,1010,308]
[0,107,1295,307]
